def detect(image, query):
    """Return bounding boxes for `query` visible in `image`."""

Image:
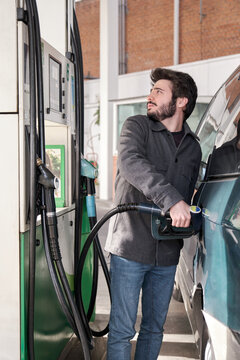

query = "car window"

[196,66,240,180]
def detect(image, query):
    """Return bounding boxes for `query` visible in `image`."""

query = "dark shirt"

[172,129,185,147]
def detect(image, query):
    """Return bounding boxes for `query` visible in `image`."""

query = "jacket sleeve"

[118,117,183,213]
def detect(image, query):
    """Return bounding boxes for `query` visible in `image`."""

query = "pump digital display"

[49,57,62,112]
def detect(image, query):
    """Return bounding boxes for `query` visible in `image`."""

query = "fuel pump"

[23,0,92,358]
[0,1,96,359]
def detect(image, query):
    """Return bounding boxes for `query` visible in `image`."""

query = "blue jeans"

[107,254,177,360]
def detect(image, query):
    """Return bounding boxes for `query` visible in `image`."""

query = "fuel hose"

[25,1,37,358]
[75,177,112,338]
[75,203,142,338]
[75,202,201,338]
[71,9,94,350]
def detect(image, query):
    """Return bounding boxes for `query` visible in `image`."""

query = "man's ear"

[177,97,188,109]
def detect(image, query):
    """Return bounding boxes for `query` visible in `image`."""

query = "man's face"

[147,79,176,121]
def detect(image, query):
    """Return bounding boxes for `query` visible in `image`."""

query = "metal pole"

[174,0,179,65]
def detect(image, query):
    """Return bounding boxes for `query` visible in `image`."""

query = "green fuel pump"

[23,0,94,359]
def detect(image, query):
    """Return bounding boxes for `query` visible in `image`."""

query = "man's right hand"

[169,200,191,228]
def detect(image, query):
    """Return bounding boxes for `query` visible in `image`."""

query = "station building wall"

[76,0,240,77]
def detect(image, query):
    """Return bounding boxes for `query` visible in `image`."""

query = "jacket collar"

[148,116,199,140]
[183,122,200,141]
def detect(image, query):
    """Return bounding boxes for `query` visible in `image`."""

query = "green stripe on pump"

[20,233,27,360]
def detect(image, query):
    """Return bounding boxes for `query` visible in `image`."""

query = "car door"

[194,65,240,334]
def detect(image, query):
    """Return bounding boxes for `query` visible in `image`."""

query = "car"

[174,65,240,360]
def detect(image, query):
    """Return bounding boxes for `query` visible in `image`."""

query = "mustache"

[147,101,157,106]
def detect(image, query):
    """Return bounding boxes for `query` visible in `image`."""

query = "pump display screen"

[49,57,62,112]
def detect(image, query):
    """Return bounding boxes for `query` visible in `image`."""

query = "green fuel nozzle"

[81,157,98,180]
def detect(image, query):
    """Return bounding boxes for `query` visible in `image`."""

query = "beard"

[147,97,177,122]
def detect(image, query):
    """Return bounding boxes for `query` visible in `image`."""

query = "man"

[105,68,202,360]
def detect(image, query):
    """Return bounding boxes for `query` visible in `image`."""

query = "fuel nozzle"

[80,157,98,218]
[134,203,202,240]
[151,205,202,240]
[37,157,59,189]
[37,157,61,260]
[81,157,98,180]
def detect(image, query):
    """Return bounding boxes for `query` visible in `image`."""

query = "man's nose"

[147,92,153,101]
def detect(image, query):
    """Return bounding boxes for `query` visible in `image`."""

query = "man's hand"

[169,200,191,228]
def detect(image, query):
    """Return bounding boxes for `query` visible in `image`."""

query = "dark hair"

[150,68,198,121]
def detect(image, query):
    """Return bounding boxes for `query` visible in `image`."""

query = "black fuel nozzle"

[135,203,202,240]
[161,206,202,235]
[37,158,61,260]
[37,157,59,189]
[153,205,202,240]
[86,177,95,196]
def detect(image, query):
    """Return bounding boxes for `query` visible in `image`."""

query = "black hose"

[73,10,84,154]
[86,217,99,321]
[32,0,45,160]
[75,214,100,323]
[71,18,84,286]
[41,214,78,333]
[74,178,108,336]
[71,11,92,348]
[72,10,85,284]
[78,205,138,279]
[87,217,99,321]
[56,260,92,359]
[75,205,138,337]
[25,1,37,358]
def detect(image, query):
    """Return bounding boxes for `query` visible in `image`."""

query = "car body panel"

[176,65,240,358]
[196,178,240,332]
[203,311,240,360]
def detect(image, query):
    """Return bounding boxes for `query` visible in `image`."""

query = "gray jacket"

[105,115,202,266]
